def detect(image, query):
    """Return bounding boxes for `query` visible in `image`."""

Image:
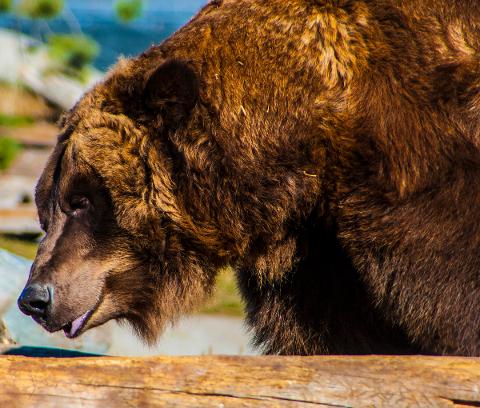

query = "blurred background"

[0,0,255,356]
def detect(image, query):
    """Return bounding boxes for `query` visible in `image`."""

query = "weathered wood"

[0,353,479,407]
[0,207,39,234]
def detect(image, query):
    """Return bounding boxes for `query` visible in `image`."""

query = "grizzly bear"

[17,0,480,356]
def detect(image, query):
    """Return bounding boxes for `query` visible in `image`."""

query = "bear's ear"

[143,59,199,128]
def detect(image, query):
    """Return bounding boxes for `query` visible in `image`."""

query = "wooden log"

[0,353,479,407]
[0,207,40,235]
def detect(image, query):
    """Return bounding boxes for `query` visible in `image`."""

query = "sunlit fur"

[32,0,480,355]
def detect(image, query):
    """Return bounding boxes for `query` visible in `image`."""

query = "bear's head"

[17,58,225,343]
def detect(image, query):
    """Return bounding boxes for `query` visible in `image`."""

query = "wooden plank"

[0,122,58,147]
[0,207,40,234]
[0,354,479,407]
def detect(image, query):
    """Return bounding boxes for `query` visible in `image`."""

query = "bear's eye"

[69,196,91,216]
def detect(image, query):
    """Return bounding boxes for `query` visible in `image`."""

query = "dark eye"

[69,196,91,216]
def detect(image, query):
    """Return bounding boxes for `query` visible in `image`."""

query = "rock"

[0,249,30,314]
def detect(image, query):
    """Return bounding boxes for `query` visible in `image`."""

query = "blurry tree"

[48,34,98,70]
[0,137,21,170]
[0,0,145,82]
[17,0,63,20]
[115,0,143,23]
[47,33,99,80]
[0,0,12,13]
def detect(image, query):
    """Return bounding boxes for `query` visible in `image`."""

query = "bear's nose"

[17,284,51,318]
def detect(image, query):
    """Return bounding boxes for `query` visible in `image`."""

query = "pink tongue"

[68,311,90,338]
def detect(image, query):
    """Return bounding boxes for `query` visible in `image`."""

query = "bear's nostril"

[30,300,47,310]
[17,284,51,318]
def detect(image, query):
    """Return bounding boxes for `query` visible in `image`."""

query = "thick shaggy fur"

[29,0,480,355]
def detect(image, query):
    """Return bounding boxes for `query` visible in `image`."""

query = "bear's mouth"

[62,309,94,338]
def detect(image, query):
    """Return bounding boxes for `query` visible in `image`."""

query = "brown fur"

[23,0,480,355]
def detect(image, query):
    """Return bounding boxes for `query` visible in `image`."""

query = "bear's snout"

[17,283,52,321]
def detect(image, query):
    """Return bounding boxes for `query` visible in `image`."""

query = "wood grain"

[0,353,479,407]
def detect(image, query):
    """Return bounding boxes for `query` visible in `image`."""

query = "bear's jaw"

[62,309,94,339]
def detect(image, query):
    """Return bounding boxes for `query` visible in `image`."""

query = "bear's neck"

[165,104,325,267]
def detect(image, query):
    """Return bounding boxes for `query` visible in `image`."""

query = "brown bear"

[17,0,480,356]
